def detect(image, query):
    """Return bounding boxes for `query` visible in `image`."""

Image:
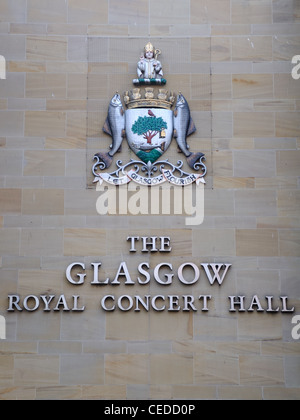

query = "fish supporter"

[173,93,205,169]
[95,92,125,168]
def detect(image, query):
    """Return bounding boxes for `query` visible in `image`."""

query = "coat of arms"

[93,42,206,186]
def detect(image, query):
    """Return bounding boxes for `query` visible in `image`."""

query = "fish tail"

[94,151,113,169]
[186,152,205,170]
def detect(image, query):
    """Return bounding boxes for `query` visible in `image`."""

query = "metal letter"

[66,262,86,285]
[178,262,200,285]
[111,262,135,285]
[228,295,246,312]
[182,295,197,311]
[199,295,212,311]
[127,236,139,252]
[154,262,173,285]
[101,295,115,311]
[118,295,133,311]
[151,295,166,311]
[40,295,55,311]
[23,295,39,311]
[72,295,85,311]
[280,296,295,313]
[141,236,158,252]
[53,295,70,311]
[168,295,180,311]
[159,237,172,252]
[137,262,151,284]
[134,295,150,311]
[248,295,264,312]
[7,295,22,311]
[91,262,108,284]
[265,296,279,312]
[202,263,231,285]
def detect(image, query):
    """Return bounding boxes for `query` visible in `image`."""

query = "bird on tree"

[148,110,156,117]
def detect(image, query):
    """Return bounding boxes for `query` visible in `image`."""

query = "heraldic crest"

[93,42,207,186]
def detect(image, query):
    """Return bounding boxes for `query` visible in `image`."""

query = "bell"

[160,129,166,138]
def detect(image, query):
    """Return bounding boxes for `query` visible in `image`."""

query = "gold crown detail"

[124,88,175,110]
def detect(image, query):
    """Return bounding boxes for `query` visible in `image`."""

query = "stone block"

[105,354,149,384]
[22,189,64,215]
[273,0,300,23]
[36,386,82,400]
[150,0,189,25]
[278,190,300,218]
[150,354,193,385]
[60,354,104,385]
[64,228,106,256]
[24,150,65,176]
[233,74,273,99]
[27,0,67,23]
[68,0,108,24]
[234,112,274,137]
[218,386,262,400]
[232,36,272,61]
[193,229,236,256]
[0,355,14,386]
[0,228,20,256]
[279,230,300,257]
[20,228,63,256]
[191,0,231,24]
[82,385,126,400]
[0,189,21,214]
[236,229,279,257]
[263,387,300,400]
[238,313,283,341]
[25,111,66,137]
[232,0,272,24]
[275,112,300,137]
[0,34,26,60]
[26,35,67,61]
[276,150,300,176]
[26,73,66,98]
[106,311,150,341]
[0,0,26,23]
[194,353,239,384]
[235,190,277,216]
[240,355,284,385]
[0,111,24,136]
[14,355,59,386]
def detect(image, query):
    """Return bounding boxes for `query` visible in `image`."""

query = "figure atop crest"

[93,44,206,186]
[133,42,166,86]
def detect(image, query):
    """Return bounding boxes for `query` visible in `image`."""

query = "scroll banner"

[93,169,206,187]
[162,169,205,185]
[93,173,130,186]
[127,170,165,186]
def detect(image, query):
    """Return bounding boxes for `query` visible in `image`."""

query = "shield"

[125,108,173,164]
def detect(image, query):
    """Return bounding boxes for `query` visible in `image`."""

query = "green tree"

[131,115,167,144]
